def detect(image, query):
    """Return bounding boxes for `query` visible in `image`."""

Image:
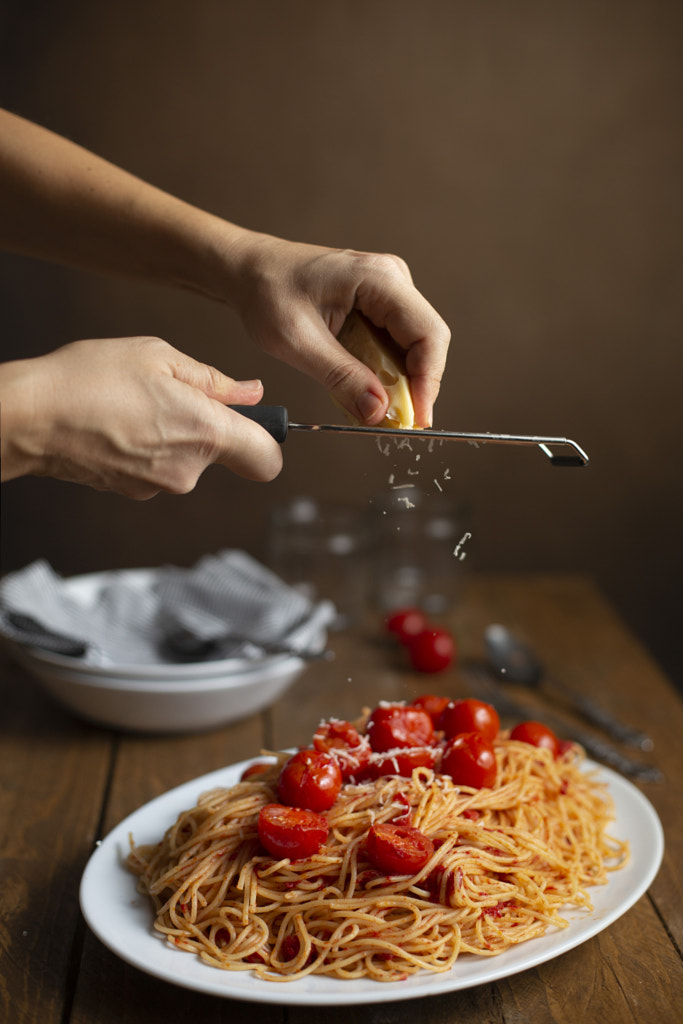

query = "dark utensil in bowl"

[162,625,334,663]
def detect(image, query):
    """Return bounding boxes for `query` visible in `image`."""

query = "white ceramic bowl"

[12,645,314,733]
[5,568,329,733]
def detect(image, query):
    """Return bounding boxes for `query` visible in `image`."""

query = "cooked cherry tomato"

[257,803,328,860]
[313,718,363,752]
[385,607,429,644]
[366,704,435,752]
[240,760,273,782]
[407,628,456,673]
[277,749,342,812]
[510,720,561,758]
[365,822,435,875]
[313,719,371,779]
[410,694,450,727]
[440,732,497,788]
[440,698,500,742]
[359,746,437,781]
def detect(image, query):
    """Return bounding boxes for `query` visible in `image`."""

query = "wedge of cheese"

[337,311,417,429]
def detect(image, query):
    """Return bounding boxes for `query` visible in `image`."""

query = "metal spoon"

[484,623,653,751]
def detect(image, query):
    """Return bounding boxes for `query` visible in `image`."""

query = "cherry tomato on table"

[440,698,500,742]
[441,732,497,789]
[410,694,450,727]
[384,607,429,644]
[365,822,435,875]
[407,628,456,673]
[366,703,435,752]
[277,749,342,812]
[510,720,561,758]
[257,803,329,860]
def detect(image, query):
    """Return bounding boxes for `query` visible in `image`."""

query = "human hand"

[0,337,283,498]
[225,233,450,428]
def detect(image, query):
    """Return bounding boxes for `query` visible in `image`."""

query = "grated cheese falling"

[453,531,472,561]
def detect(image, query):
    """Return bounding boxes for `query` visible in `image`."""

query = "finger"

[211,404,284,482]
[169,351,264,406]
[265,310,391,426]
[353,276,451,429]
[160,349,282,483]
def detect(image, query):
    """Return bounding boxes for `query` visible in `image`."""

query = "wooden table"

[2,574,682,1024]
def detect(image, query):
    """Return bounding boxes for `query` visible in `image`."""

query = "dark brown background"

[0,0,680,682]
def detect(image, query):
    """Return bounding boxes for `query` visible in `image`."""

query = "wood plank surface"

[2,574,681,1024]
[0,657,114,1024]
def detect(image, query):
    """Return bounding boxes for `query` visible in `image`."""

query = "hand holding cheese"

[229,234,450,429]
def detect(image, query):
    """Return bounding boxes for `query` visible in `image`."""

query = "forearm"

[0,108,251,305]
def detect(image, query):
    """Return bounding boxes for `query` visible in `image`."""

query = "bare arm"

[0,109,450,428]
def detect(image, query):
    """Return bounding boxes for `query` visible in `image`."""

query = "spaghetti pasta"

[128,726,628,983]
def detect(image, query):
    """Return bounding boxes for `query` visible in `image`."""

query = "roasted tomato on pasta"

[128,696,628,984]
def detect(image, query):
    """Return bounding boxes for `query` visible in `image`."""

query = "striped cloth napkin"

[0,551,333,666]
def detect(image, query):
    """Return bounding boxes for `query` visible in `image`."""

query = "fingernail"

[356,390,384,424]
[237,378,263,391]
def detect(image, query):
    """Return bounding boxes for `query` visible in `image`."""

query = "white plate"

[80,760,664,1006]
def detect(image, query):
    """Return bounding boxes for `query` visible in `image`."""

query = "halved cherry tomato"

[277,749,342,812]
[240,760,273,782]
[410,694,450,727]
[441,732,497,788]
[366,704,435,752]
[358,746,437,781]
[510,720,561,759]
[407,628,456,673]
[313,719,371,779]
[257,803,328,860]
[313,718,364,752]
[385,607,429,644]
[440,699,500,742]
[365,822,435,875]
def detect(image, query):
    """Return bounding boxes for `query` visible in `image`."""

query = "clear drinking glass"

[266,497,371,629]
[370,486,469,614]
